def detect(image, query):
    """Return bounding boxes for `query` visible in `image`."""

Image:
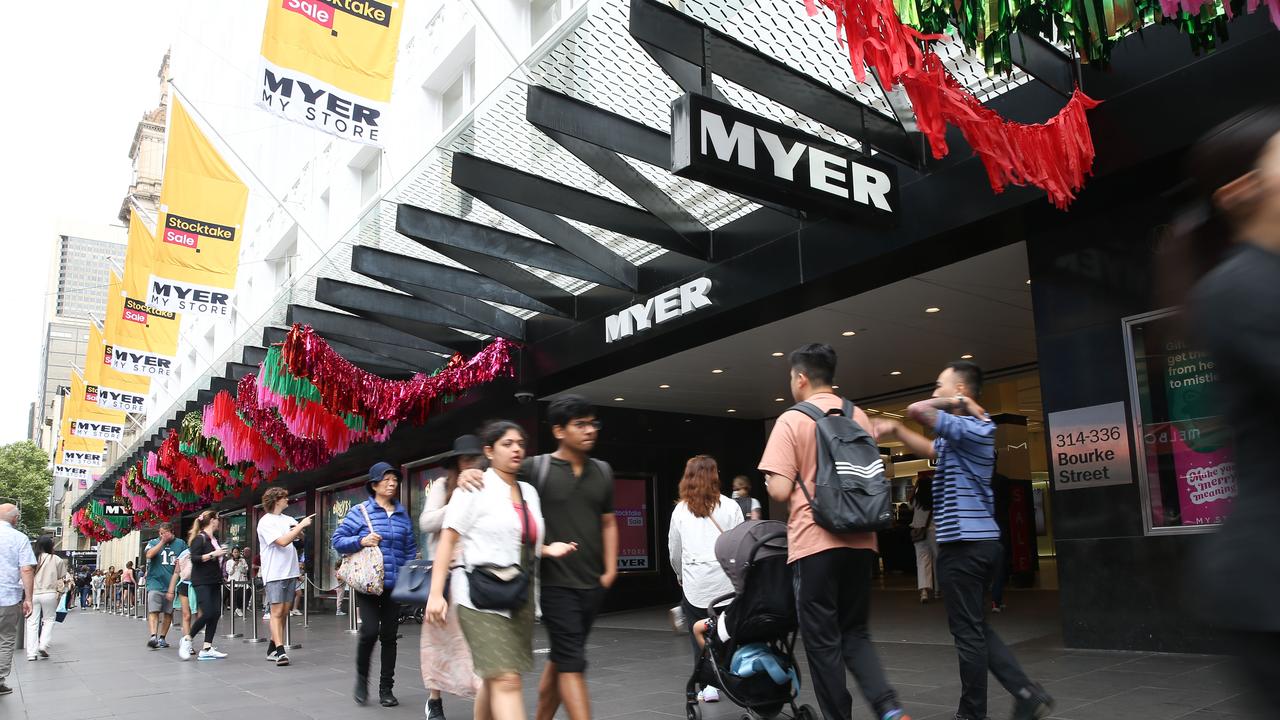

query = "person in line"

[24,536,66,661]
[91,569,104,609]
[225,547,250,617]
[104,566,117,610]
[333,461,419,708]
[0,505,34,697]
[874,361,1052,720]
[426,421,578,720]
[257,486,314,667]
[182,510,230,661]
[75,565,92,609]
[120,561,136,612]
[1180,107,1280,706]
[731,475,763,521]
[459,396,617,720]
[144,523,187,649]
[420,433,486,720]
[669,455,744,703]
[760,344,911,720]
[167,545,199,655]
[909,474,937,604]
[334,559,347,617]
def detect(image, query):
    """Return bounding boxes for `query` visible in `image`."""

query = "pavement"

[2,590,1265,720]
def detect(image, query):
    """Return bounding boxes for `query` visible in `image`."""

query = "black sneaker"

[1011,685,1054,720]
[0,682,11,696]
[147,637,159,649]
[380,689,399,707]
[427,697,445,720]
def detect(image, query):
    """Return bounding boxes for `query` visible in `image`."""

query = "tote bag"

[337,503,385,595]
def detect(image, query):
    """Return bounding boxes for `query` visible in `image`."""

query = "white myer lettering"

[606,278,712,343]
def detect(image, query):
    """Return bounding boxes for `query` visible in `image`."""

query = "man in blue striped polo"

[873,361,1053,720]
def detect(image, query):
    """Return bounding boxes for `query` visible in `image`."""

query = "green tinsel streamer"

[260,346,365,432]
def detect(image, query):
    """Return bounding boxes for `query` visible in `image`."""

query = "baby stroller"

[685,520,816,720]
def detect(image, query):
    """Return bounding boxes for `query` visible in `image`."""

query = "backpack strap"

[534,454,552,494]
[785,401,825,422]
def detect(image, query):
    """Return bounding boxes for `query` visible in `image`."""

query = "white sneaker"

[701,687,720,703]
[235,609,244,617]
[290,609,302,617]
[262,612,270,620]
[178,636,193,661]
[335,610,347,616]
[198,647,228,660]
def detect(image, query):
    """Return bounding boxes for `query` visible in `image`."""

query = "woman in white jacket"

[26,535,68,660]
[426,421,577,720]
[419,434,485,720]
[668,455,744,703]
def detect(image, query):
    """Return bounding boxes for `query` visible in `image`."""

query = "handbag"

[390,559,448,606]
[55,593,68,623]
[466,484,533,611]
[337,503,386,595]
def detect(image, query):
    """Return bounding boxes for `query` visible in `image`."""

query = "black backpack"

[788,400,893,533]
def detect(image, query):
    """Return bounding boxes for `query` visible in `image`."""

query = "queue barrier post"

[282,578,302,650]
[245,580,267,643]
[222,579,243,639]
[346,585,359,634]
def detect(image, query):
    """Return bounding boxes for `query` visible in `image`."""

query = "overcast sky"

[0,1,176,444]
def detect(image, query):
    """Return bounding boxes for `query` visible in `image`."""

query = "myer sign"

[606,278,712,343]
[671,93,898,225]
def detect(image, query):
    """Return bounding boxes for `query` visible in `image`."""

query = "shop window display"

[1125,309,1236,533]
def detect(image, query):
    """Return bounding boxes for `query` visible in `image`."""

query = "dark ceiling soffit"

[262,325,419,375]
[347,251,524,338]
[316,278,505,341]
[451,152,709,259]
[394,201,622,287]
[526,87,710,245]
[286,304,457,355]
[473,194,639,291]
[628,0,919,167]
[242,346,268,367]
[350,246,567,318]
[1009,32,1076,97]
[526,86,802,223]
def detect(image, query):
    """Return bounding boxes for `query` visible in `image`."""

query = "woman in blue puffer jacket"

[333,461,419,708]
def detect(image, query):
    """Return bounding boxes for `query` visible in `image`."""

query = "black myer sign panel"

[671,92,899,225]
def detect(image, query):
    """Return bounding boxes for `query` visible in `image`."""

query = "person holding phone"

[257,487,314,667]
[183,510,230,661]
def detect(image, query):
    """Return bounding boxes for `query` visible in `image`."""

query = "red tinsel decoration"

[806,0,1101,208]
[234,374,334,472]
[281,325,518,430]
[204,389,286,475]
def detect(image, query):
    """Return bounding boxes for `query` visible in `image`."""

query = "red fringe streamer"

[280,325,518,430]
[234,374,334,473]
[806,0,1101,208]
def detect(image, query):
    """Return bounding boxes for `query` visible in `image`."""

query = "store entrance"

[555,241,1061,640]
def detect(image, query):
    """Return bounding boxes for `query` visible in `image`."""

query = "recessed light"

[658,384,670,389]
[961,354,973,359]
[841,330,856,337]
[890,370,902,376]
[774,397,785,402]
[925,307,941,313]
[1026,279,1032,285]
[771,352,784,357]
[711,369,724,374]
[832,385,840,389]
[726,409,737,413]
[613,397,625,401]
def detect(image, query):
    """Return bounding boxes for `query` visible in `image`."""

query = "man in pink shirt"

[760,344,909,720]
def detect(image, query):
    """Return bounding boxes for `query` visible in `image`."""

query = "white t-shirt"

[257,512,300,583]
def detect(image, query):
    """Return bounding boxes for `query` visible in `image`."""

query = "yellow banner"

[150,99,248,318]
[105,267,178,378]
[86,323,151,415]
[257,0,406,145]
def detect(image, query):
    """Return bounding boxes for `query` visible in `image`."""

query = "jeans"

[354,591,401,691]
[681,596,712,668]
[0,602,20,682]
[25,593,59,656]
[188,584,223,644]
[990,543,1009,606]
[79,586,91,608]
[793,548,900,720]
[937,541,1034,719]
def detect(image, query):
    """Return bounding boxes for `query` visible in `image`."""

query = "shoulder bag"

[337,503,386,596]
[467,484,533,611]
[391,557,447,606]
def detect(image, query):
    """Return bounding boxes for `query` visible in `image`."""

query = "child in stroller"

[684,520,817,720]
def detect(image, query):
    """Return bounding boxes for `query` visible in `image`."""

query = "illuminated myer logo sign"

[606,278,712,344]
[670,93,898,225]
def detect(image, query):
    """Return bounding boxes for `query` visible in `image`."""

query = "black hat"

[442,434,484,466]
[367,461,399,496]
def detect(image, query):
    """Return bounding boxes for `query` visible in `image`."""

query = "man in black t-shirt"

[459,395,617,720]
